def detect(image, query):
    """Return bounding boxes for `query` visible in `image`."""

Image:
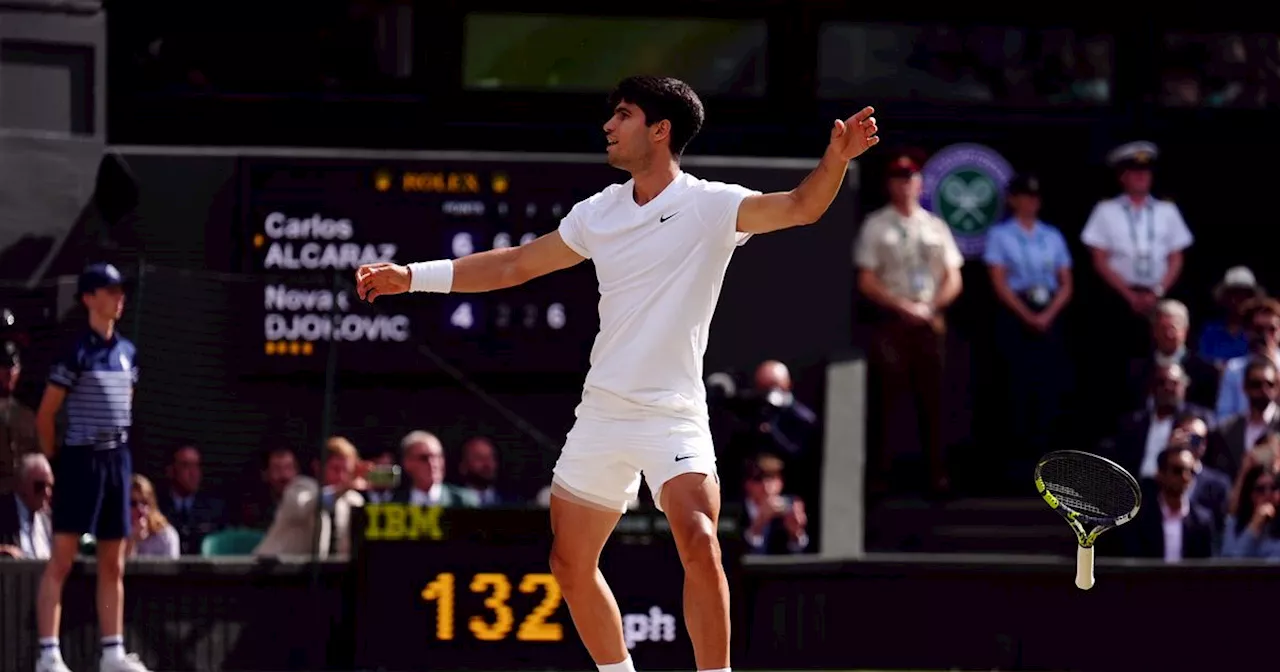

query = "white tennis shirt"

[557,171,759,423]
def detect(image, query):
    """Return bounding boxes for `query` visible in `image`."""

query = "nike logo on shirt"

[660,213,678,223]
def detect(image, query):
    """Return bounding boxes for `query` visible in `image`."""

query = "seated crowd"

[1,360,819,560]
[1106,288,1280,560]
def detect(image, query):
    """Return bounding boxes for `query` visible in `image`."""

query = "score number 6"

[421,572,563,642]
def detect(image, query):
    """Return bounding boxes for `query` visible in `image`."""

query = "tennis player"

[35,263,150,672]
[356,75,879,672]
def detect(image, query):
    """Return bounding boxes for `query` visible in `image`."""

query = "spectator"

[1103,361,1215,480]
[0,453,53,559]
[1198,266,1263,367]
[1221,463,1280,559]
[1121,446,1216,561]
[745,361,819,459]
[984,173,1073,474]
[741,454,809,555]
[721,360,819,502]
[1172,413,1231,526]
[1206,357,1280,478]
[456,436,515,507]
[1215,297,1280,418]
[854,150,964,496]
[126,475,179,559]
[1129,299,1219,410]
[239,445,299,529]
[0,340,37,494]
[158,443,225,555]
[255,436,365,558]
[393,431,478,507]
[1226,432,1280,521]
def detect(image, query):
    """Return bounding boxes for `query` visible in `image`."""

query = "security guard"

[854,151,964,497]
[983,173,1074,480]
[34,263,150,672]
[1080,142,1193,425]
[1081,142,1193,335]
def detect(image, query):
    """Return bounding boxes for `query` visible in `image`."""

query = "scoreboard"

[238,151,843,377]
[242,155,609,376]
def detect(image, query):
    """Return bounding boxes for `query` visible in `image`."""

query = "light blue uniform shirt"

[982,219,1073,293]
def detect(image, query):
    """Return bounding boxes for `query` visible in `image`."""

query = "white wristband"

[407,260,454,293]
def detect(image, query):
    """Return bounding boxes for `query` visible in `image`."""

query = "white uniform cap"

[1106,141,1159,168]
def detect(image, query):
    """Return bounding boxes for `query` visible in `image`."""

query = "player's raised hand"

[355,262,410,302]
[828,106,880,161]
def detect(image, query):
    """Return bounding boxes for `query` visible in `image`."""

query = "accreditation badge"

[1134,253,1154,281]
[909,268,931,297]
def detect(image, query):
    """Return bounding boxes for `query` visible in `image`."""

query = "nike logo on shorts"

[674,453,697,462]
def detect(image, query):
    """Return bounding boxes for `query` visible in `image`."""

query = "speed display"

[351,504,745,671]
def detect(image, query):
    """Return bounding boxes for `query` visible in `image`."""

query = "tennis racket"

[1034,450,1141,590]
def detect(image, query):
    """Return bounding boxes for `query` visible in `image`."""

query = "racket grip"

[1075,545,1095,591]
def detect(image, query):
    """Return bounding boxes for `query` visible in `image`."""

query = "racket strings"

[1040,455,1139,519]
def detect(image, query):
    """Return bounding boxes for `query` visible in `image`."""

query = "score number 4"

[421,572,564,642]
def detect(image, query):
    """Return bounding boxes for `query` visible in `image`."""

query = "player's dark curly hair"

[607,76,705,158]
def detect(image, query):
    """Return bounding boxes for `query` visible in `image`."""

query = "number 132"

[421,572,564,642]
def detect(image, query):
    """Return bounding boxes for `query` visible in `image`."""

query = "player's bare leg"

[95,540,127,646]
[36,533,81,671]
[660,472,730,671]
[549,493,629,668]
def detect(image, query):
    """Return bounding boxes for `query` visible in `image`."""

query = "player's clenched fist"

[355,262,410,302]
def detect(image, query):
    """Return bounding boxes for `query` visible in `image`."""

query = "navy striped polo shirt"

[48,329,138,448]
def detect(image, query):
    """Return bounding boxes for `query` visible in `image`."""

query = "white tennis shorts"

[551,414,718,513]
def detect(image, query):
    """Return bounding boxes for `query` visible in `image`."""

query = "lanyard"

[1013,222,1052,287]
[1124,200,1155,256]
[890,213,928,266]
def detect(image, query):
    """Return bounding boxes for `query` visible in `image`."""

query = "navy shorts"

[52,445,132,540]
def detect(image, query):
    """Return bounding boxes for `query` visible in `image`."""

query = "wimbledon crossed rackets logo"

[938,170,998,234]
[920,143,1014,259]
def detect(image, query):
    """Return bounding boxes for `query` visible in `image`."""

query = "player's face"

[171,446,203,494]
[1157,451,1195,494]
[1252,474,1277,506]
[1152,314,1185,354]
[1252,312,1280,349]
[887,174,922,204]
[265,451,299,495]
[130,485,150,524]
[1120,168,1152,195]
[462,441,498,482]
[405,441,445,488]
[324,455,356,489]
[603,102,659,170]
[21,463,52,510]
[84,286,125,321]
[1008,193,1040,219]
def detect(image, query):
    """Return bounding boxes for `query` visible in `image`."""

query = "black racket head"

[1035,449,1142,527]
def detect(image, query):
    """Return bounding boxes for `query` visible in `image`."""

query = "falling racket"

[1034,450,1142,590]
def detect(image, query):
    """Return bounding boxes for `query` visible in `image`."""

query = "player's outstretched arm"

[355,230,585,302]
[736,106,879,235]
